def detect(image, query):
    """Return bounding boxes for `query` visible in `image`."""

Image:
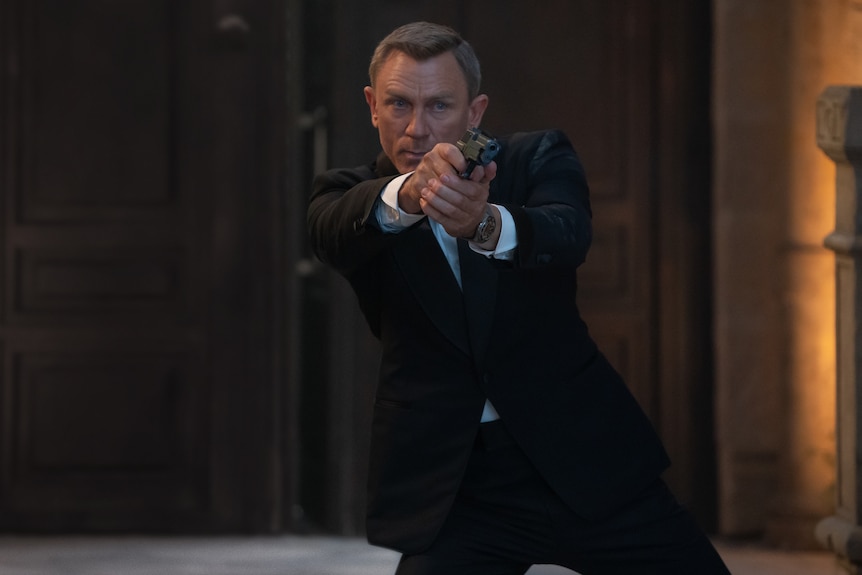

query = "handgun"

[456,127,500,178]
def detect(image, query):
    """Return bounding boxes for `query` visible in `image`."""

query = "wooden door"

[0,0,287,531]
[294,0,716,532]
[467,0,657,411]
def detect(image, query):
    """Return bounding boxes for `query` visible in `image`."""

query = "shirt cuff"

[376,172,426,232]
[470,205,517,260]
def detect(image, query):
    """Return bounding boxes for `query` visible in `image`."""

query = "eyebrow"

[383,88,459,103]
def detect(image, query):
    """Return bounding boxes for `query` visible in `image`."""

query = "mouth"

[395,150,427,172]
[401,150,428,162]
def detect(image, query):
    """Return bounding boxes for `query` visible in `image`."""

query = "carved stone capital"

[817,86,862,164]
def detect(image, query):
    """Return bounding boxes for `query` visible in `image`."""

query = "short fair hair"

[368,21,482,100]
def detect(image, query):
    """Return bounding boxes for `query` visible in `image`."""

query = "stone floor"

[0,535,847,574]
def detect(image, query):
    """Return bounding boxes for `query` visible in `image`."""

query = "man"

[307,21,730,575]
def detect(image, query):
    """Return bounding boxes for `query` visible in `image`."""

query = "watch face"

[478,213,496,242]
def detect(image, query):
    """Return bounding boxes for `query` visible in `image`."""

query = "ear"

[364,86,379,127]
[468,94,489,128]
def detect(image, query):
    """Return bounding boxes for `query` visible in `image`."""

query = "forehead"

[376,51,469,98]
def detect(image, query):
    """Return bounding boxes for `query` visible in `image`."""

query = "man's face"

[364,50,488,174]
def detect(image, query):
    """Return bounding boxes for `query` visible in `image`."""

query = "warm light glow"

[782,0,862,519]
[714,0,862,542]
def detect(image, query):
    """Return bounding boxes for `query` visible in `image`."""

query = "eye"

[432,101,449,112]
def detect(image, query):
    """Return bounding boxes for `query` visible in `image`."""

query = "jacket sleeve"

[306,164,399,277]
[498,130,594,270]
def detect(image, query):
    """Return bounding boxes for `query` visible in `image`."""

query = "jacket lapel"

[457,239,498,371]
[392,221,472,358]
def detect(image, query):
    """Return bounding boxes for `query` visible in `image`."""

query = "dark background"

[0,0,713,535]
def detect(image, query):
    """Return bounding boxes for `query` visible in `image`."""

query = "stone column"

[815,85,862,573]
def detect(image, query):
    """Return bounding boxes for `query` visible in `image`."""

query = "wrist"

[397,176,423,214]
[464,204,499,247]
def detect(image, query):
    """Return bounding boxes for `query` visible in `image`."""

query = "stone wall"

[713,0,862,547]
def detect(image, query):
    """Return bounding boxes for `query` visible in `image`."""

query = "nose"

[405,110,428,138]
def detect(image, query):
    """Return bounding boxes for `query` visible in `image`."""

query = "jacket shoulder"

[500,129,573,154]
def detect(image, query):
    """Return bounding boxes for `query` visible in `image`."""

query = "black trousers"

[395,420,731,575]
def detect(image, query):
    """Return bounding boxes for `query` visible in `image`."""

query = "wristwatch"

[467,206,496,244]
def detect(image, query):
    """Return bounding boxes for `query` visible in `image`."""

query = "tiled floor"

[0,535,846,574]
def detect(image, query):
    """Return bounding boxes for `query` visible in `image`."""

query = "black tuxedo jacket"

[308,130,670,554]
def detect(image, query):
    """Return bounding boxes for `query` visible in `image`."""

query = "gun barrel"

[456,128,500,177]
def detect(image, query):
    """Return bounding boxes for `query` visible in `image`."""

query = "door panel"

[7,351,204,524]
[1,0,287,531]
[22,1,173,220]
[0,0,207,531]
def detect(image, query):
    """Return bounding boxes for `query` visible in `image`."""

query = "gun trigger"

[460,161,477,179]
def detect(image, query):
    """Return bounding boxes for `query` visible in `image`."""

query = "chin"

[397,161,419,174]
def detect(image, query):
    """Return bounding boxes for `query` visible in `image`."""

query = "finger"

[479,161,497,184]
[467,161,497,185]
[421,179,468,219]
[430,175,484,208]
[433,143,468,178]
[421,178,487,236]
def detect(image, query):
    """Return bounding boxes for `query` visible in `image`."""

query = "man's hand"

[398,142,498,239]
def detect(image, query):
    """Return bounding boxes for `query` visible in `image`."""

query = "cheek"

[435,117,469,143]
[447,109,471,128]
[375,120,401,154]
[376,113,401,133]
[377,118,398,138]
